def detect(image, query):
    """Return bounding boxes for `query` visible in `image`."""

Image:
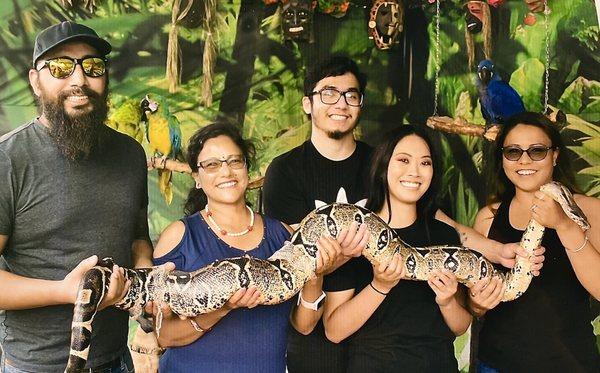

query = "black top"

[264,140,373,224]
[324,217,461,373]
[479,198,600,373]
[263,139,373,373]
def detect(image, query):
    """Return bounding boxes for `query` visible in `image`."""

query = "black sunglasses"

[36,56,107,79]
[501,145,556,161]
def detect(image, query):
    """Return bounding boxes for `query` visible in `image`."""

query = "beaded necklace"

[205,204,255,236]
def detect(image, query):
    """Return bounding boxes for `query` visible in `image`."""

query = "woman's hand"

[225,286,261,310]
[337,222,370,258]
[468,277,505,313]
[498,243,545,276]
[371,253,405,294]
[531,190,574,231]
[315,235,343,276]
[428,269,458,307]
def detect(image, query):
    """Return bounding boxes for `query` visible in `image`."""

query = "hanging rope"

[543,0,550,113]
[433,0,441,116]
[166,0,194,93]
[200,0,218,106]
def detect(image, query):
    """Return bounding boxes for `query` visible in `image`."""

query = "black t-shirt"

[263,139,372,373]
[325,217,461,373]
[479,198,600,373]
[264,140,373,224]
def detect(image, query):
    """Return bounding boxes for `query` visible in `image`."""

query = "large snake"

[65,182,589,372]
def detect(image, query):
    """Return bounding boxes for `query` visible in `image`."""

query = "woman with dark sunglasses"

[150,123,342,373]
[469,112,600,372]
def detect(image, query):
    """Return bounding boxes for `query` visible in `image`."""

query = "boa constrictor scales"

[65,181,589,372]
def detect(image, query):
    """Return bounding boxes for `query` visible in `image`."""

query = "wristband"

[369,282,389,296]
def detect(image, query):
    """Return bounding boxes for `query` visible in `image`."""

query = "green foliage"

[509,58,545,113]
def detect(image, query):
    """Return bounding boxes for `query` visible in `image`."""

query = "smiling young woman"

[470,112,600,372]
[322,125,472,372]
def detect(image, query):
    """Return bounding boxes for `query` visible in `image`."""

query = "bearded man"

[0,21,153,373]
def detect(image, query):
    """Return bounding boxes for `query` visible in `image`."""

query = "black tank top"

[478,198,599,372]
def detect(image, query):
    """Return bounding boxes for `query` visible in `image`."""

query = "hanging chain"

[543,0,550,113]
[433,0,441,116]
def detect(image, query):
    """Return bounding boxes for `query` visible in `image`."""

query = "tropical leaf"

[558,77,600,116]
[509,58,545,113]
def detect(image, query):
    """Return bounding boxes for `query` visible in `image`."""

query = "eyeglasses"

[36,56,107,79]
[198,155,246,173]
[501,145,555,161]
[311,87,363,107]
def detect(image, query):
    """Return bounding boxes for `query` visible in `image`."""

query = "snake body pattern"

[65,181,589,372]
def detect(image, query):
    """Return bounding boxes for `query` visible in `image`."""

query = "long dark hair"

[183,122,256,216]
[366,125,441,224]
[487,111,580,205]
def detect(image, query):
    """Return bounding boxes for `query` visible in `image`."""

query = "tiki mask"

[368,0,404,50]
[281,0,316,41]
[465,11,483,33]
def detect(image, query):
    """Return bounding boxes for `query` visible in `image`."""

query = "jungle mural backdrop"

[0,0,598,370]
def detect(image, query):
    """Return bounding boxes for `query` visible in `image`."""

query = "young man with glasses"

[263,55,372,373]
[0,21,154,372]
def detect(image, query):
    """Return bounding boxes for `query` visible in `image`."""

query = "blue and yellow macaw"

[476,59,526,130]
[141,94,183,205]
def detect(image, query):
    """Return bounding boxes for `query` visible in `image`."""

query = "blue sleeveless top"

[153,212,292,373]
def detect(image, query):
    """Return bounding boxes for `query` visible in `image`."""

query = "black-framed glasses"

[197,154,246,173]
[36,56,107,79]
[501,145,555,161]
[311,87,363,107]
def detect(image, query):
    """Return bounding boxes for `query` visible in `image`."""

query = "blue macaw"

[476,60,526,130]
[141,94,183,205]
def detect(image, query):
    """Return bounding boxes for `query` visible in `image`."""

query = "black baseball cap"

[32,21,111,67]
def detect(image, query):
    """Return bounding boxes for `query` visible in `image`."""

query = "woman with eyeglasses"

[322,125,472,372]
[469,112,600,372]
[150,123,342,373]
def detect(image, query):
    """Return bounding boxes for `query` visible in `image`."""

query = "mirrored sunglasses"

[37,56,107,79]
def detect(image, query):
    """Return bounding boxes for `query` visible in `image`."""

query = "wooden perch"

[147,157,264,189]
[147,157,192,174]
[426,116,499,141]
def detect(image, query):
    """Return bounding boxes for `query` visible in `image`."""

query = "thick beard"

[40,86,108,161]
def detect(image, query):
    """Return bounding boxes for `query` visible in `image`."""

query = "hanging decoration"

[464,1,492,70]
[280,0,317,42]
[200,0,218,106]
[166,0,194,93]
[368,0,405,50]
[317,0,350,18]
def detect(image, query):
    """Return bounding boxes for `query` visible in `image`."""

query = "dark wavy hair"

[303,55,367,97]
[366,125,441,224]
[487,111,580,205]
[183,122,256,216]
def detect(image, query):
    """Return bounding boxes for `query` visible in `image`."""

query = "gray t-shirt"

[0,120,149,372]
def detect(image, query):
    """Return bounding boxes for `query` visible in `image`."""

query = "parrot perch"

[476,59,526,134]
[141,94,183,205]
